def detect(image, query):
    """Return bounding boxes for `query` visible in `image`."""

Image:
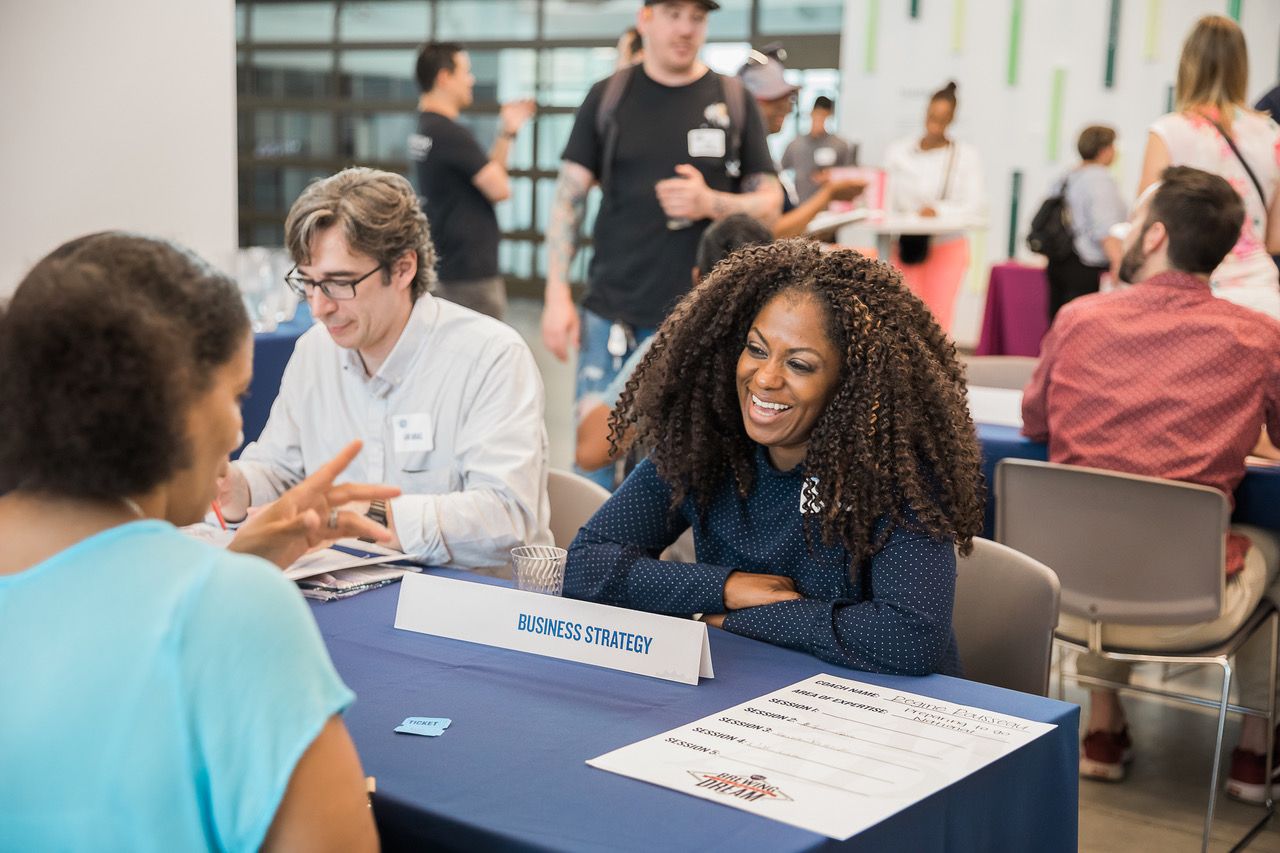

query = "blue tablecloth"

[237,305,313,458]
[977,423,1280,539]
[311,573,1079,852]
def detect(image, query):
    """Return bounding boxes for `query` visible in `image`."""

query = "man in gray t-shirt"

[781,96,856,203]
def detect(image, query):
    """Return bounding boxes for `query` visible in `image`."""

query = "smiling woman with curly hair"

[562,239,984,676]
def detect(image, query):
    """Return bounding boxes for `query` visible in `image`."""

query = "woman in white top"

[1139,14,1280,319]
[884,81,985,333]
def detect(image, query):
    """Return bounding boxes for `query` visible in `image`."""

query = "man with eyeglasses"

[218,167,552,572]
[542,0,780,490]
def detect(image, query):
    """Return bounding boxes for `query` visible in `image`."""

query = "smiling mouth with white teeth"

[751,393,792,414]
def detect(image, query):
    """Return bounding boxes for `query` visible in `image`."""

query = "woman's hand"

[229,440,401,569]
[723,571,802,610]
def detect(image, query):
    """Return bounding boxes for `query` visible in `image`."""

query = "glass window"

[538,47,616,108]
[339,1,430,41]
[457,112,535,172]
[247,165,332,213]
[435,1,537,40]
[702,42,750,77]
[341,112,419,162]
[246,50,335,98]
[249,2,335,42]
[466,49,538,104]
[496,177,535,232]
[244,109,336,158]
[542,0,636,38]
[340,50,418,101]
[536,113,577,171]
[705,0,751,39]
[251,221,287,246]
[236,4,248,42]
[758,0,845,35]
[499,239,534,278]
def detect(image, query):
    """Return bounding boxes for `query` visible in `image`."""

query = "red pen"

[211,500,228,531]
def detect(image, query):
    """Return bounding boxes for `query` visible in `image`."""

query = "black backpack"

[1026,176,1077,262]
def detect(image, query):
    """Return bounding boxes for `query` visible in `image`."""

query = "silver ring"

[327,509,339,529]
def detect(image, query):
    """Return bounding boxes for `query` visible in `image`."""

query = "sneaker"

[1225,743,1280,805]
[1080,727,1133,781]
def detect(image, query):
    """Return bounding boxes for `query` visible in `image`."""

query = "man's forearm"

[488,133,514,170]
[545,165,592,294]
[772,184,833,238]
[707,173,784,225]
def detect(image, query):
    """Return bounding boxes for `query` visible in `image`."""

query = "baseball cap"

[738,45,800,101]
[643,0,721,10]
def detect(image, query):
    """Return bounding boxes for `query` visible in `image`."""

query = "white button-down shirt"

[237,295,552,570]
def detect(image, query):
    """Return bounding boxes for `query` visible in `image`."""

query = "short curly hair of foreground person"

[0,232,249,500]
[611,238,985,568]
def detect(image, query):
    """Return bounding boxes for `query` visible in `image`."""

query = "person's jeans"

[574,307,656,490]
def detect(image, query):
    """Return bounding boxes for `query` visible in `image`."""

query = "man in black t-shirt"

[542,0,780,489]
[410,42,534,320]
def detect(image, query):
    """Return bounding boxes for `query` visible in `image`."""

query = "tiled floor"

[506,296,1280,851]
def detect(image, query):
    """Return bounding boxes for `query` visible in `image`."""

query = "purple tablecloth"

[235,304,312,458]
[975,263,1049,357]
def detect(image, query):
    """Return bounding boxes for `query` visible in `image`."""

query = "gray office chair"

[546,468,612,549]
[961,355,1038,390]
[953,538,1060,696]
[996,458,1279,852]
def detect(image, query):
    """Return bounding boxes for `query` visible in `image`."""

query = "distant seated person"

[574,213,773,477]
[563,240,985,675]
[218,167,553,572]
[1022,166,1280,800]
[0,234,380,850]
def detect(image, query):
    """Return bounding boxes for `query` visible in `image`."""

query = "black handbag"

[899,142,958,265]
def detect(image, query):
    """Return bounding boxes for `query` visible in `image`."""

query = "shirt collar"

[1141,269,1214,294]
[340,295,438,397]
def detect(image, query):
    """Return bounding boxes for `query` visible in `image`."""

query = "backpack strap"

[594,65,637,190]
[719,73,747,180]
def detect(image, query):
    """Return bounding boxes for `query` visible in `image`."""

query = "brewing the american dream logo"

[687,771,793,803]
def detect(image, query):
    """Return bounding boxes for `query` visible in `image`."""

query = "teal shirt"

[0,521,354,852]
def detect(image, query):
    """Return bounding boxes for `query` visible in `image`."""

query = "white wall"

[0,0,237,297]
[838,0,1280,345]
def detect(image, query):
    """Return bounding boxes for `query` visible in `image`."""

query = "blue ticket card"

[395,717,452,737]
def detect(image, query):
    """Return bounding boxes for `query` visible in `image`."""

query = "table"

[977,423,1280,539]
[974,263,1049,357]
[836,213,985,264]
[237,305,312,457]
[312,572,1079,852]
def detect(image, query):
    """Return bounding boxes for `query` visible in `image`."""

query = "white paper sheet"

[587,673,1055,840]
[284,539,405,581]
[966,385,1024,428]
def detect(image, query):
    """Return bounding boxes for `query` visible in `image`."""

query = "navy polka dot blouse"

[564,447,961,677]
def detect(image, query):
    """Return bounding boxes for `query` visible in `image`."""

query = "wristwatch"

[500,129,518,139]
[366,498,388,527]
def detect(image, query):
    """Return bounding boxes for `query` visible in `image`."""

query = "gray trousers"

[433,276,507,321]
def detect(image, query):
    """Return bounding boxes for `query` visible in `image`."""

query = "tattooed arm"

[655,165,784,226]
[541,160,596,361]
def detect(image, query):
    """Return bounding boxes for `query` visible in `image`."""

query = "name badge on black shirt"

[687,128,726,158]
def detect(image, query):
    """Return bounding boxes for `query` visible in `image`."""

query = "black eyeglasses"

[284,264,385,301]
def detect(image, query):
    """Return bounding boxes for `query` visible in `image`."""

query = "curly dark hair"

[611,239,985,567]
[0,232,249,500]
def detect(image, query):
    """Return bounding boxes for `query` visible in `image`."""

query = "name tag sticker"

[688,128,726,159]
[394,413,433,453]
[814,146,837,167]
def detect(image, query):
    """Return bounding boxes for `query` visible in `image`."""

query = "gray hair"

[285,167,437,301]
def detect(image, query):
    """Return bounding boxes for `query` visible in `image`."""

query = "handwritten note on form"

[587,673,1055,840]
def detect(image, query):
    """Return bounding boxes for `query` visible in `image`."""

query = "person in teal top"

[0,233,393,851]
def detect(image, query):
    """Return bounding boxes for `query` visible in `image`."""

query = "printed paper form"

[588,673,1055,840]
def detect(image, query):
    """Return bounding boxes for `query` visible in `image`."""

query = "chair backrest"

[546,468,613,548]
[954,538,1061,695]
[962,355,1038,390]
[996,459,1228,626]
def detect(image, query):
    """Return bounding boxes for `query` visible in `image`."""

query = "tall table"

[312,573,1079,852]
